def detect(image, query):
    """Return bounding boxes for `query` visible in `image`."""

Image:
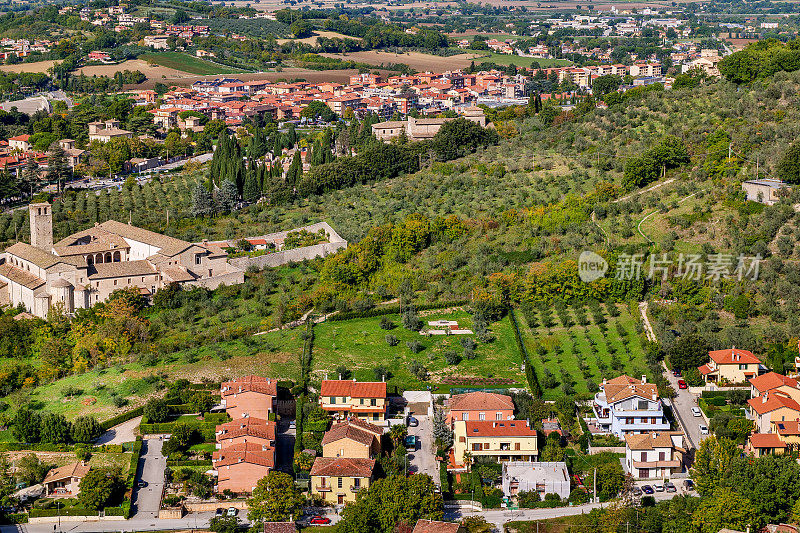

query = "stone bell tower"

[29,202,53,250]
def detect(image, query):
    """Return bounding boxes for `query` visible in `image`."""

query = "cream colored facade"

[452,420,538,467]
[311,473,371,505]
[319,381,387,424]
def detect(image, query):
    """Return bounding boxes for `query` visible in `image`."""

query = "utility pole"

[728,142,732,160]
[756,155,759,178]
[594,467,597,503]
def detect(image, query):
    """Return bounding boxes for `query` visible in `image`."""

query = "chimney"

[652,432,657,439]
[763,393,769,403]
[641,375,647,383]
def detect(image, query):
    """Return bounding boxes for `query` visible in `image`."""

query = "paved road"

[408,415,438,483]
[96,416,141,445]
[275,422,295,475]
[0,512,223,533]
[132,438,167,518]
[663,369,708,450]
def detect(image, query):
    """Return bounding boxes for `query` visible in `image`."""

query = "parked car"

[673,370,681,377]
[289,420,296,430]
[683,479,695,491]
[215,508,224,518]
[404,435,417,450]
[227,507,238,517]
[678,379,687,389]
[699,424,709,435]
[631,486,642,496]
[654,483,664,492]
[137,480,147,488]
[691,407,702,417]
[642,485,654,495]
[406,416,419,427]
[309,516,331,525]
[665,482,677,493]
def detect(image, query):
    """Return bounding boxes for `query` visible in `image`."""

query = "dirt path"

[639,301,656,343]
[96,415,142,445]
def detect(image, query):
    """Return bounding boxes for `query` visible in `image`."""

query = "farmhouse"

[43,461,90,497]
[372,107,487,141]
[0,202,244,318]
[319,380,387,424]
[698,347,765,384]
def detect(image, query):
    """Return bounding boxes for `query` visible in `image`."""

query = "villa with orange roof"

[451,419,538,468]
[215,417,276,449]
[749,372,800,403]
[698,347,765,384]
[319,380,387,424]
[445,391,514,428]
[747,391,800,433]
[592,375,670,437]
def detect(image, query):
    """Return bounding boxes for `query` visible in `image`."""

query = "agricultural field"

[139,53,248,76]
[0,60,59,74]
[277,30,363,46]
[464,51,573,68]
[517,302,651,401]
[319,50,483,71]
[76,59,194,79]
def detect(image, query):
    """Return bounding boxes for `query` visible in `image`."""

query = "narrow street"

[407,415,438,483]
[132,438,167,518]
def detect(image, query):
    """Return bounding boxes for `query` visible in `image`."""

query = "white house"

[624,431,685,480]
[592,375,670,438]
[501,461,570,500]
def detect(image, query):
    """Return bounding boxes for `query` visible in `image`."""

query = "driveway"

[276,422,296,475]
[96,416,141,445]
[407,415,438,484]
[663,369,708,450]
[132,438,167,518]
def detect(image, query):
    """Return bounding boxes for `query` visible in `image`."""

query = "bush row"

[166,460,213,467]
[100,406,144,431]
[328,299,471,322]
[509,309,541,398]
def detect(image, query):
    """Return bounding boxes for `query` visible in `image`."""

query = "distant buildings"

[88,120,133,143]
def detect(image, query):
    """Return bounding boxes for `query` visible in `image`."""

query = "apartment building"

[212,442,274,494]
[624,431,685,479]
[319,380,387,423]
[445,391,514,428]
[220,375,278,420]
[215,417,276,449]
[747,391,800,434]
[592,375,670,438]
[750,372,800,402]
[452,420,538,468]
[310,457,376,505]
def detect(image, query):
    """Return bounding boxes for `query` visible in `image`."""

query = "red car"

[309,516,331,525]
[678,379,687,389]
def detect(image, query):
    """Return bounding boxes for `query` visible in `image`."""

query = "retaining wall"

[28,515,121,524]
[229,222,347,270]
[184,500,248,513]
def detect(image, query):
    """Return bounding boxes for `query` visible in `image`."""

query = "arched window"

[87,255,94,265]
[105,252,112,263]
[95,253,103,264]
[113,251,120,262]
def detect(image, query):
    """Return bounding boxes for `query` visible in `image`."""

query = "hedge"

[166,459,212,467]
[126,437,143,491]
[101,406,144,431]
[509,309,541,398]
[327,299,471,322]
[3,513,27,524]
[0,443,75,452]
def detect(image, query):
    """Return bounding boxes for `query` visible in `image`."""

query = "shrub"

[406,340,424,354]
[385,334,399,346]
[409,361,428,381]
[379,316,395,330]
[444,350,462,365]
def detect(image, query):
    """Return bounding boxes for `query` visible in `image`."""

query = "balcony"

[315,486,332,492]
[350,485,363,493]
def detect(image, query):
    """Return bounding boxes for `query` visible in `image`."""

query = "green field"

[140,52,248,75]
[517,304,651,400]
[465,51,573,68]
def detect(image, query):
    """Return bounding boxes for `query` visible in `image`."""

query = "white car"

[699,424,709,435]
[654,483,665,492]
[691,407,702,417]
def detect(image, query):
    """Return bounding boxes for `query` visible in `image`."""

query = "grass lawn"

[140,52,247,75]
[464,50,573,68]
[189,443,217,453]
[313,309,524,393]
[518,304,651,400]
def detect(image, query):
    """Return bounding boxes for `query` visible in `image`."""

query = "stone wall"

[185,268,245,290]
[29,515,122,524]
[184,500,248,513]
[230,222,347,270]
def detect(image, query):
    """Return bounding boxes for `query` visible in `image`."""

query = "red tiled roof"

[774,420,800,435]
[412,520,461,533]
[263,523,297,533]
[698,363,713,375]
[309,457,375,478]
[463,420,536,437]
[221,376,277,397]
[749,372,798,393]
[748,392,800,415]
[708,348,761,365]
[212,442,275,468]
[320,380,386,399]
[321,420,377,447]
[216,417,276,441]
[448,391,513,412]
[9,134,29,142]
[748,433,787,449]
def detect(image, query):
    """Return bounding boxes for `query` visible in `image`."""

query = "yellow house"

[745,432,786,458]
[319,380,387,424]
[452,420,538,469]
[321,418,382,459]
[747,391,800,433]
[698,348,763,384]
[749,372,800,403]
[773,419,800,452]
[310,457,375,506]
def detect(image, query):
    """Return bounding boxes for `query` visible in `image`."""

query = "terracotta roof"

[263,523,298,533]
[339,416,382,437]
[98,220,193,257]
[320,380,386,399]
[310,457,375,478]
[625,431,682,451]
[160,266,196,282]
[216,418,276,441]
[212,442,275,468]
[221,376,278,397]
[601,376,659,403]
[321,421,377,447]
[0,263,46,290]
[748,433,787,449]
[4,242,61,269]
[748,392,800,415]
[463,420,537,437]
[43,462,90,483]
[88,260,157,279]
[448,391,513,412]
[774,420,800,435]
[698,363,713,375]
[708,348,761,365]
[412,520,462,533]
[749,372,798,393]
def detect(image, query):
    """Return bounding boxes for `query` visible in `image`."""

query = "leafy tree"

[71,416,102,444]
[592,74,622,97]
[518,490,541,507]
[300,100,336,123]
[191,182,213,217]
[144,398,171,423]
[722,454,800,526]
[16,454,49,486]
[461,516,493,533]
[78,468,124,511]
[217,179,239,214]
[691,488,757,533]
[432,408,453,449]
[12,407,41,443]
[209,516,239,533]
[46,145,70,192]
[667,333,710,373]
[188,391,215,415]
[337,474,443,533]
[777,141,800,184]
[690,436,739,496]
[247,472,304,523]
[243,170,260,202]
[430,118,499,161]
[592,462,625,500]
